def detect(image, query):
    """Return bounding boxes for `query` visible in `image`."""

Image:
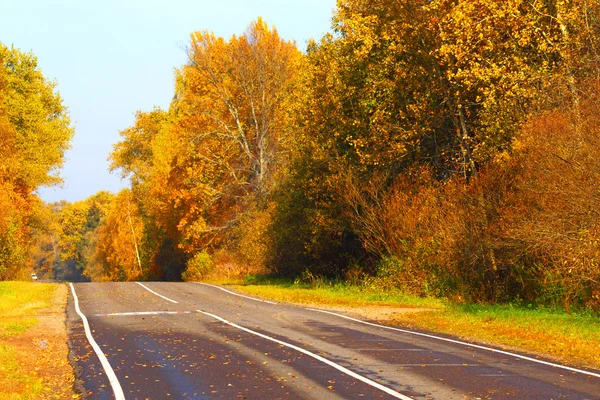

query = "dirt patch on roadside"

[4,284,79,399]
[302,303,432,322]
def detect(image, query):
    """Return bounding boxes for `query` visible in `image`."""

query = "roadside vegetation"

[216,275,600,369]
[0,282,77,399]
[217,274,444,309]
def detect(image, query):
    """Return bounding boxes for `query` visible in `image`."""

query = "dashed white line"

[69,283,125,400]
[95,311,191,317]
[198,309,414,400]
[136,282,179,303]
[194,282,278,305]
[306,308,600,379]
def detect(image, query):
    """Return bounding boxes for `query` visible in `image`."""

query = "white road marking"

[136,282,179,303]
[351,348,428,352]
[396,364,479,367]
[69,283,125,400]
[198,309,414,400]
[306,308,600,379]
[95,311,191,317]
[194,282,278,305]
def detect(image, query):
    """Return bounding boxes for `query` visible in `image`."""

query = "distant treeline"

[17,1,600,311]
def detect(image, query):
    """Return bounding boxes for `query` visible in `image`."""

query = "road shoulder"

[223,281,600,370]
[0,282,79,399]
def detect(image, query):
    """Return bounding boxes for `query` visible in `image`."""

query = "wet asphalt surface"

[66,282,600,399]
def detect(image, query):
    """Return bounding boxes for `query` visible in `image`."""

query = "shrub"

[230,204,275,275]
[341,80,600,310]
[502,88,600,312]
[181,251,214,281]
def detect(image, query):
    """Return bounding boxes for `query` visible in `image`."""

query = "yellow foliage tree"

[168,18,302,251]
[0,44,72,279]
[110,19,302,278]
[91,190,145,281]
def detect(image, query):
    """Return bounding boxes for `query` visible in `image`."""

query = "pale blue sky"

[0,0,336,202]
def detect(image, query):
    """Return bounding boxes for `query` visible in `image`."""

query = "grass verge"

[393,304,600,368]
[209,275,600,369]
[0,281,78,399]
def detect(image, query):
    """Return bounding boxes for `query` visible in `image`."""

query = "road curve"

[66,282,600,399]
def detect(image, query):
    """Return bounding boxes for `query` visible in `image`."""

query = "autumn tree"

[181,18,301,190]
[500,85,600,310]
[111,108,169,186]
[0,44,73,188]
[0,43,73,279]
[27,201,63,280]
[89,189,145,281]
[110,19,302,279]
[295,0,578,182]
[57,192,113,280]
[111,108,187,280]
[167,18,302,251]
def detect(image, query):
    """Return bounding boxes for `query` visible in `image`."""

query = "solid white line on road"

[136,282,179,303]
[95,311,191,317]
[198,309,414,400]
[194,282,278,305]
[69,283,125,400]
[306,308,600,379]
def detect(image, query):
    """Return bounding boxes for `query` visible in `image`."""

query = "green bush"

[181,251,214,281]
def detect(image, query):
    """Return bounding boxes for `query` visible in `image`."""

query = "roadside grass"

[211,275,600,369]
[0,281,77,399]
[0,281,55,338]
[0,281,54,399]
[0,343,44,399]
[220,275,444,309]
[394,304,600,368]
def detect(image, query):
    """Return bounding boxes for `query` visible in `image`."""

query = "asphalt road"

[66,282,600,399]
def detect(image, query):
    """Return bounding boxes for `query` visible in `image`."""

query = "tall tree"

[90,189,145,281]
[162,18,302,254]
[0,44,73,188]
[181,18,301,191]
[111,108,187,280]
[110,19,302,277]
[0,44,73,279]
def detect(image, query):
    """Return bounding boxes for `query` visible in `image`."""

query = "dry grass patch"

[0,282,78,399]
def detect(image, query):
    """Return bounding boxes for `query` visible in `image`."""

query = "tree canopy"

[0,44,73,279]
